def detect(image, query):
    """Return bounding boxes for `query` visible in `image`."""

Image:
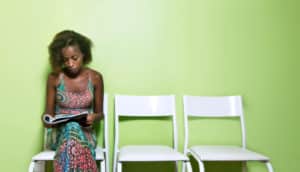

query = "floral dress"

[47,74,98,172]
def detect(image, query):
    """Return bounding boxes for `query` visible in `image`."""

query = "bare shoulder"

[86,68,103,85]
[47,72,59,87]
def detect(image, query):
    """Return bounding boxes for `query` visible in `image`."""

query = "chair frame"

[28,94,109,172]
[113,95,192,172]
[182,95,274,172]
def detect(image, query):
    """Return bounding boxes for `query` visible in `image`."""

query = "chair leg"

[100,160,105,172]
[182,162,186,172]
[117,162,122,172]
[242,161,247,172]
[28,160,35,172]
[113,153,117,172]
[265,161,274,172]
[105,153,109,172]
[198,160,205,172]
[190,151,204,172]
[184,161,193,172]
[29,160,45,172]
[175,161,178,172]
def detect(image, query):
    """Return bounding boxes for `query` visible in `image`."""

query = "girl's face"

[61,45,84,75]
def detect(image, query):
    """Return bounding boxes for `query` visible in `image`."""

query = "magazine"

[43,111,89,125]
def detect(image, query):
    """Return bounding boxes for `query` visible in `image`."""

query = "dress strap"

[87,72,93,89]
[59,73,64,80]
[87,71,94,113]
[57,73,65,90]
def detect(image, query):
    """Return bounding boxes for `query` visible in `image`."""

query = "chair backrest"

[44,94,109,152]
[114,95,178,151]
[183,95,246,152]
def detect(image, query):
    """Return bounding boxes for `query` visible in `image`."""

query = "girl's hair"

[48,30,93,73]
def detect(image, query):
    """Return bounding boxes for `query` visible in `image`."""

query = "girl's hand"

[44,123,53,128]
[86,113,97,125]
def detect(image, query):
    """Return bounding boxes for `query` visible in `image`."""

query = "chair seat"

[32,150,55,161]
[119,145,189,162]
[32,146,105,161]
[190,145,270,161]
[95,147,106,160]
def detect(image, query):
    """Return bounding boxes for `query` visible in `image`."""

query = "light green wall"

[0,0,299,171]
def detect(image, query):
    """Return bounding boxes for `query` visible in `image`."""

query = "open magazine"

[43,111,89,125]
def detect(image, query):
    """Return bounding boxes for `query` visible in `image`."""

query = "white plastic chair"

[28,94,109,172]
[113,95,192,172]
[183,95,274,172]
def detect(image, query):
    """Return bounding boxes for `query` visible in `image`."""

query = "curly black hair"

[48,30,93,73]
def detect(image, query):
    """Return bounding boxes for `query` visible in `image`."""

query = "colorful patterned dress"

[47,74,98,172]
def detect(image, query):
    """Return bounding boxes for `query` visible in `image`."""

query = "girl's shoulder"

[84,68,103,87]
[47,72,61,87]
[85,68,103,81]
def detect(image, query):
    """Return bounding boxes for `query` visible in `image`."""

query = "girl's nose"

[66,60,74,67]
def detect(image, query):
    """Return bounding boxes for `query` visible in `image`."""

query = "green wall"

[0,0,299,171]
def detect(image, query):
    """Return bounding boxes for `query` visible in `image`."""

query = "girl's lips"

[67,68,79,73]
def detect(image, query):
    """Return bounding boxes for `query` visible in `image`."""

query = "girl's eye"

[72,56,79,60]
[63,56,79,62]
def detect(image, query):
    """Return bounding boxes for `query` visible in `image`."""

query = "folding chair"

[113,95,192,172]
[183,95,274,172]
[28,94,109,172]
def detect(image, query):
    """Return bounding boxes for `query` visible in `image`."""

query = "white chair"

[29,94,109,172]
[113,95,192,172]
[183,95,274,172]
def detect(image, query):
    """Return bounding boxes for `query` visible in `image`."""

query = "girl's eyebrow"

[63,55,77,58]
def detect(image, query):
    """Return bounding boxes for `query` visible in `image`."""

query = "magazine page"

[43,111,89,125]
